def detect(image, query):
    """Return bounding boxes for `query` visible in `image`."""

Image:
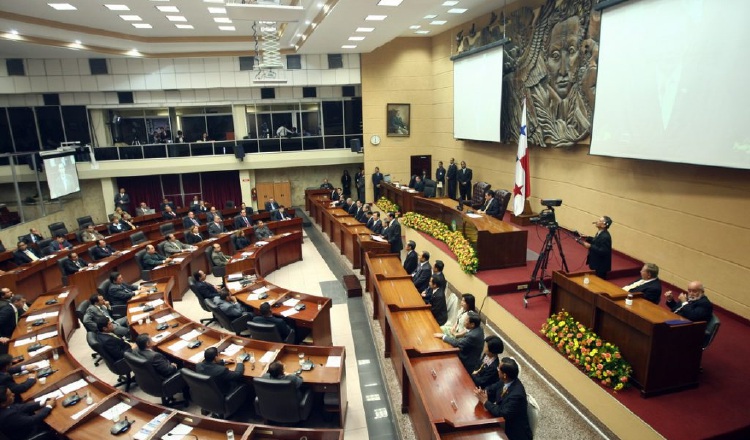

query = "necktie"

[244,217,249,226]
[192,219,198,226]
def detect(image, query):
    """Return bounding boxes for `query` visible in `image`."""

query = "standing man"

[403,241,418,274]
[474,357,533,440]
[578,215,612,279]
[412,251,432,293]
[355,167,366,202]
[372,167,384,202]
[446,158,458,200]
[0,296,26,352]
[457,161,473,201]
[114,188,130,214]
[435,161,446,197]
[384,212,402,256]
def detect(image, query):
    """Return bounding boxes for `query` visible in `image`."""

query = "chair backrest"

[445,292,459,324]
[471,182,491,206]
[74,230,85,244]
[157,241,168,257]
[423,179,437,198]
[179,368,227,415]
[124,351,166,398]
[77,216,94,229]
[188,277,212,314]
[527,393,540,436]
[97,279,112,298]
[130,231,147,245]
[38,238,54,256]
[253,377,305,423]
[204,246,214,267]
[57,257,69,283]
[225,200,235,209]
[48,222,67,236]
[247,321,283,342]
[703,313,721,350]
[205,300,233,331]
[76,300,98,332]
[494,189,511,219]
[135,249,147,270]
[159,222,175,237]
[86,331,130,376]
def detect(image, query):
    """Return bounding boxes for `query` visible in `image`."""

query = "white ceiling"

[0,0,508,59]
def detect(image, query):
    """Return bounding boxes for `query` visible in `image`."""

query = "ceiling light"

[218,26,236,31]
[342,45,357,49]
[74,40,81,44]
[378,0,403,5]
[430,20,447,25]
[156,6,180,13]
[349,36,365,41]
[203,0,224,3]
[175,24,194,29]
[448,8,467,14]
[318,2,325,7]
[120,15,142,21]
[166,16,188,22]
[127,49,141,56]
[366,15,387,21]
[424,14,437,19]
[356,27,374,32]
[10,29,18,35]
[442,1,460,6]
[409,25,421,29]
[48,3,77,11]
[133,23,153,28]
[305,20,311,25]
[207,7,226,14]
[214,17,232,23]
[415,30,430,34]
[104,4,129,11]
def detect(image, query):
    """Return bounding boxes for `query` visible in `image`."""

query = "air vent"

[6,59,25,76]
[89,58,108,75]
[239,56,255,71]
[43,94,60,106]
[302,87,316,98]
[260,88,275,99]
[286,55,301,70]
[117,91,134,104]
[327,54,343,69]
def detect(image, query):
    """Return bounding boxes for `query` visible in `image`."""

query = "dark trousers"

[374,186,381,202]
[447,179,457,200]
[459,182,471,201]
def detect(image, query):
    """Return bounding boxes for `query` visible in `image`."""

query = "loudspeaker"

[234,144,245,160]
[349,138,362,153]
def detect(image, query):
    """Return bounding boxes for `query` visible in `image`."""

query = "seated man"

[263,361,303,396]
[471,336,505,389]
[62,252,92,275]
[208,206,223,222]
[162,234,190,256]
[160,198,176,213]
[240,202,253,216]
[0,353,36,398]
[135,202,153,217]
[264,198,279,213]
[211,291,252,319]
[665,280,714,322]
[207,217,226,237]
[474,357,533,440]
[403,241,418,274]
[210,243,229,267]
[234,211,253,229]
[13,242,40,265]
[435,311,484,373]
[120,213,136,230]
[413,175,425,192]
[253,302,294,342]
[94,316,133,362]
[162,205,178,220]
[83,293,129,336]
[272,206,291,221]
[192,200,209,214]
[331,187,343,201]
[348,200,362,216]
[477,190,500,216]
[81,224,104,242]
[0,386,55,440]
[142,244,171,270]
[412,251,432,293]
[183,211,201,229]
[431,260,446,288]
[133,334,178,378]
[107,271,146,307]
[108,217,127,234]
[623,263,662,304]
[338,197,353,212]
[421,276,448,326]
[196,347,245,395]
[49,234,73,253]
[254,220,273,241]
[21,228,44,245]
[355,204,369,223]
[91,239,118,260]
[192,271,221,301]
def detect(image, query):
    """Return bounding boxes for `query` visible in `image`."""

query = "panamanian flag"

[513,100,530,216]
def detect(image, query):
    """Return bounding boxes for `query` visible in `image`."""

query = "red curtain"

[117,175,162,211]
[118,170,241,211]
[200,170,242,209]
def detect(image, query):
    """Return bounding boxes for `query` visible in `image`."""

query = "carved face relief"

[546,17,583,100]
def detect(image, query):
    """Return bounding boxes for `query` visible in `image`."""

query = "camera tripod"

[523,224,569,307]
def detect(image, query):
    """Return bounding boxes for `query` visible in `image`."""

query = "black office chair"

[77,216,94,229]
[159,222,175,237]
[253,377,313,424]
[225,201,235,209]
[97,279,126,319]
[56,256,69,286]
[703,313,721,350]
[74,229,86,244]
[157,241,168,257]
[75,300,102,366]
[204,301,249,335]
[188,277,217,326]
[86,332,134,391]
[36,238,54,256]
[130,231,147,246]
[423,179,437,198]
[204,246,226,279]
[179,368,249,419]
[123,351,188,407]
[135,249,152,281]
[246,321,294,343]
[48,222,68,237]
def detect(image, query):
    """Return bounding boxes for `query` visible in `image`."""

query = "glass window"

[8,107,38,152]
[322,101,344,136]
[61,106,91,145]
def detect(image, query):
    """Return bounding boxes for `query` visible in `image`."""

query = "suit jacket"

[0,364,35,397]
[62,257,89,275]
[272,210,290,221]
[13,248,40,265]
[107,282,137,306]
[81,230,104,242]
[0,400,52,440]
[191,204,208,214]
[212,297,247,319]
[0,304,21,338]
[414,181,425,192]
[160,202,177,212]
[234,215,252,229]
[625,278,662,304]
[385,221,403,253]
[255,226,273,241]
[83,304,114,330]
[196,360,245,394]
[320,182,334,190]
[472,356,501,389]
[208,222,225,237]
[183,216,201,229]
[457,167,473,185]
[185,231,204,245]
[372,172,384,187]
[212,251,229,267]
[48,240,72,254]
[233,236,250,250]
[444,325,484,373]
[484,380,533,440]
[586,230,612,274]
[403,250,418,274]
[371,220,383,235]
[264,201,279,212]
[96,331,131,362]
[193,281,220,300]
[331,190,340,201]
[667,295,713,322]
[114,193,130,208]
[162,210,178,220]
[482,198,500,216]
[428,286,448,326]
[21,233,44,245]
[348,204,359,216]
[446,163,458,181]
[436,166,446,183]
[412,262,431,293]
[108,222,126,234]
[135,207,152,216]
[142,252,166,270]
[91,244,115,260]
[135,347,177,378]
[253,315,292,340]
[163,240,188,255]
[355,210,367,223]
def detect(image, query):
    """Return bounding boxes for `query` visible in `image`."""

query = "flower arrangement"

[541,310,632,391]
[401,212,479,274]
[376,197,400,215]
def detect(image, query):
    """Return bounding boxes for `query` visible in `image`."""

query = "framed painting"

[387,103,410,137]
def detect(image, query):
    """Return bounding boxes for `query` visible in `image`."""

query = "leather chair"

[225,200,235,209]
[493,189,512,220]
[703,313,721,350]
[135,249,152,281]
[461,182,491,209]
[74,229,86,244]
[253,377,313,424]
[130,231,147,246]
[246,321,294,343]
[527,394,540,437]
[48,222,68,237]
[77,215,94,229]
[157,241,168,257]
[179,368,249,419]
[422,179,437,198]
[159,222,175,237]
[188,277,217,326]
[97,279,126,319]
[86,332,134,391]
[75,300,102,366]
[123,351,188,407]
[205,246,226,279]
[37,238,54,256]
[205,300,249,335]
[56,256,69,286]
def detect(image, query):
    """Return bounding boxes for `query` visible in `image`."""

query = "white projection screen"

[43,153,80,199]
[590,0,750,170]
[453,45,504,142]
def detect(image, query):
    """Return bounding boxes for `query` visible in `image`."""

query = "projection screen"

[454,45,504,143]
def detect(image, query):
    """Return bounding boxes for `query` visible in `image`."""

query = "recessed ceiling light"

[409,25,421,29]
[356,27,374,32]
[127,49,141,56]
[377,0,403,6]
[342,45,357,49]
[415,30,430,34]
[366,15,387,21]
[48,3,77,11]
[218,26,236,31]
[349,36,365,41]
[156,6,180,13]
[442,1,460,6]
[166,16,188,22]
[305,20,311,25]
[207,7,226,14]
[424,14,437,19]
[175,24,194,29]
[104,4,129,11]
[214,17,232,23]
[203,0,224,3]
[74,39,81,44]
[133,23,153,29]
[318,2,325,7]
[430,20,447,25]
[448,8,467,14]
[10,29,18,35]
[120,15,142,21]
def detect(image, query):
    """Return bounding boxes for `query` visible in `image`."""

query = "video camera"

[530,199,562,228]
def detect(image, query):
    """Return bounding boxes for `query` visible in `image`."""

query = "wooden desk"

[305,188,331,213]
[322,207,351,241]
[150,252,192,301]
[225,230,303,278]
[413,197,527,270]
[68,241,152,298]
[551,271,706,396]
[363,253,404,297]
[381,181,423,213]
[36,370,116,434]
[67,393,171,440]
[332,216,361,252]
[355,233,390,271]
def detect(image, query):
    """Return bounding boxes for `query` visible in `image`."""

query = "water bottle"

[625,293,634,306]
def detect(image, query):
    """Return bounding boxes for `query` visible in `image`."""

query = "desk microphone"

[110,417,134,435]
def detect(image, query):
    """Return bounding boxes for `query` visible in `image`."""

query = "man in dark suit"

[196,347,245,395]
[665,281,714,322]
[207,218,226,237]
[192,200,209,214]
[446,158,458,200]
[331,187,342,201]
[355,167,366,202]
[0,296,26,353]
[234,211,252,229]
[192,271,221,301]
[263,361,304,398]
[21,228,44,245]
[94,316,133,362]
[356,204,369,223]
[474,357,533,440]
[403,241,418,274]
[253,302,294,342]
[365,211,375,229]
[114,187,131,214]
[435,311,484,373]
[134,334,178,378]
[207,207,223,222]
[370,212,383,235]
[339,197,353,212]
[183,211,201,229]
[422,276,448,326]
[431,260,446,289]
[623,263,662,304]
[579,215,612,279]
[83,293,129,336]
[413,175,425,192]
[162,205,178,220]
[239,202,253,217]
[48,234,72,254]
[0,385,55,440]
[457,160,473,201]
[107,272,145,306]
[108,217,127,234]
[91,239,118,260]
[478,190,500,216]
[348,200,361,216]
[412,251,432,293]
[62,252,91,275]
[320,178,334,190]
[142,244,170,270]
[13,242,40,265]
[160,198,176,213]
[272,206,291,221]
[264,198,279,213]
[371,167,384,202]
[1,353,37,401]
[383,213,403,255]
[211,292,252,319]
[435,161,446,197]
